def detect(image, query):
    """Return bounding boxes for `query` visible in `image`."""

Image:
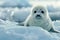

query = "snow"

[0,0,31,8]
[0,6,60,22]
[0,25,58,40]
[49,12,60,21]
[0,16,60,40]
[0,7,31,22]
[0,0,60,40]
[0,9,12,20]
[11,8,31,23]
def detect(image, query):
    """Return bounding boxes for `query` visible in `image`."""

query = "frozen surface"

[0,19,59,40]
[0,25,59,40]
[0,0,31,8]
[0,7,31,22]
[0,6,60,40]
[0,7,60,22]
[11,8,31,23]
[0,0,60,40]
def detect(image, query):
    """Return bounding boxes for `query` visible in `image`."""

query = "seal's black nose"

[36,15,41,19]
[37,15,41,17]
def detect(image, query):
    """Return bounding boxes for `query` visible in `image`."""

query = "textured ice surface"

[0,0,31,8]
[0,19,59,40]
[11,8,31,23]
[0,0,60,40]
[0,25,58,40]
[0,7,31,22]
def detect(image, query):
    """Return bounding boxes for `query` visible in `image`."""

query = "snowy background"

[0,0,60,40]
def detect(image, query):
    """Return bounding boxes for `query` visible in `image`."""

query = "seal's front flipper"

[49,28,60,33]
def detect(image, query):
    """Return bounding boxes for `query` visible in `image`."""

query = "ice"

[0,7,60,23]
[0,19,59,40]
[53,20,60,31]
[53,20,60,27]
[0,0,31,8]
[0,0,60,40]
[10,7,31,23]
[0,7,31,22]
[49,12,60,21]
[0,9,12,20]
[0,25,58,40]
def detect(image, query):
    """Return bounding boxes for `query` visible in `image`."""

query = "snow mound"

[0,16,59,40]
[0,7,31,22]
[0,9,11,20]
[11,8,31,23]
[0,26,58,40]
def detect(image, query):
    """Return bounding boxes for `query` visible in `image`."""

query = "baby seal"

[24,5,59,33]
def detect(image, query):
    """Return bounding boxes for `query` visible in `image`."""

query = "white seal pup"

[24,5,59,33]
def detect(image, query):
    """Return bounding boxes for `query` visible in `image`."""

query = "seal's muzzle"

[36,14,41,19]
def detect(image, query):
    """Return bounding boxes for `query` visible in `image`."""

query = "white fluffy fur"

[24,5,54,31]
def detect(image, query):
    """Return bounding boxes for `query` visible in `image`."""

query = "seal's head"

[31,5,48,20]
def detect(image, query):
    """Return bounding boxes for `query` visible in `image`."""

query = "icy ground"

[0,19,60,40]
[0,0,60,40]
[0,9,60,40]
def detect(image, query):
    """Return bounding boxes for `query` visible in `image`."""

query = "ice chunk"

[11,8,30,23]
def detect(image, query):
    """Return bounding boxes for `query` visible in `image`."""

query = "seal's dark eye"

[34,11,36,13]
[41,11,44,14]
